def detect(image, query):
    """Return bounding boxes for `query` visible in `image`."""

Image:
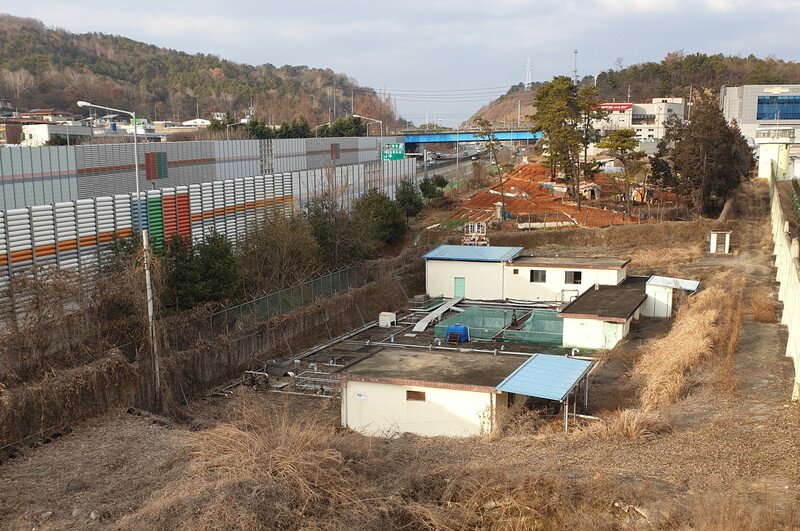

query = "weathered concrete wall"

[0,268,416,450]
[769,178,800,401]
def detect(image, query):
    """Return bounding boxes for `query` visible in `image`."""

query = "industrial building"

[420,244,698,350]
[596,99,686,141]
[721,84,800,141]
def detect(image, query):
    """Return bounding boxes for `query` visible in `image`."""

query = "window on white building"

[565,271,582,284]
[530,270,546,283]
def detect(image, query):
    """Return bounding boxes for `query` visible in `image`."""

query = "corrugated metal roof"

[647,275,700,292]
[422,244,523,262]
[496,354,592,402]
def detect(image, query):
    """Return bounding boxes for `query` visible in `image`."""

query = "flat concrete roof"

[558,276,648,323]
[510,256,630,270]
[335,347,528,393]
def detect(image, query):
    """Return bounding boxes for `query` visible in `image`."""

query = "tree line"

[0,14,396,130]
[105,175,446,312]
[529,76,754,217]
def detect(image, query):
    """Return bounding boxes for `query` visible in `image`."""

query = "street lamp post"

[226,120,247,141]
[77,100,160,410]
[353,114,383,138]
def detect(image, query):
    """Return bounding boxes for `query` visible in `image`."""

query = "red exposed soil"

[450,162,642,227]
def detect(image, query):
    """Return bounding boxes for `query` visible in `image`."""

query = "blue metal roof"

[422,245,523,263]
[496,354,592,402]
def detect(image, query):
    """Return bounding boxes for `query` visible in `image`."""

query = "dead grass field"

[0,181,798,530]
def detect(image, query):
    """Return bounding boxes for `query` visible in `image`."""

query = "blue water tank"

[109,122,117,132]
[504,211,511,220]
[446,324,469,342]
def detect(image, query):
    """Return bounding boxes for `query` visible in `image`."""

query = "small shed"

[558,277,648,350]
[641,276,700,318]
[422,245,523,300]
[710,230,732,254]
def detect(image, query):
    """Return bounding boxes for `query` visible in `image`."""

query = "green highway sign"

[382,142,405,161]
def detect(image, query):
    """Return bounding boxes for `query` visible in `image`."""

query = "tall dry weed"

[115,395,376,531]
[749,289,780,323]
[634,272,745,410]
[578,409,672,441]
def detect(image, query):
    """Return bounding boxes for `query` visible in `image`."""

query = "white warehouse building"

[423,245,629,303]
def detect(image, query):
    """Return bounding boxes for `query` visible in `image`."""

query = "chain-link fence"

[210,267,358,335]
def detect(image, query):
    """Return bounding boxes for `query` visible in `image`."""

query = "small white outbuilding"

[641,276,700,318]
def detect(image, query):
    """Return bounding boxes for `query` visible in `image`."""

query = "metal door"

[454,277,465,298]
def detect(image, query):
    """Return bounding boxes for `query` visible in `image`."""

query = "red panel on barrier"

[176,193,191,239]
[163,194,178,242]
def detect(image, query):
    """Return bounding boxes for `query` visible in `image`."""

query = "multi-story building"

[597,98,685,141]
[721,85,800,141]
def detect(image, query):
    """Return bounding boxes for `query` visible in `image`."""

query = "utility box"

[710,230,732,254]
[379,312,397,328]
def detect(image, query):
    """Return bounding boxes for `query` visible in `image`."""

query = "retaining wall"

[769,177,800,400]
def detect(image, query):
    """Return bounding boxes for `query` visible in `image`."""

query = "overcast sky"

[7,1,799,125]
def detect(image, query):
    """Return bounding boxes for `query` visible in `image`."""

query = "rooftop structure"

[422,245,522,263]
[338,347,527,392]
[559,276,648,322]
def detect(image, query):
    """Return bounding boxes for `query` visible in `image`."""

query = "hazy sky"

[7,1,798,125]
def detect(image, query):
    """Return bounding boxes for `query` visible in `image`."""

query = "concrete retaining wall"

[769,177,800,400]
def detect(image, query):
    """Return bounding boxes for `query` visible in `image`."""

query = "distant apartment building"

[596,98,686,141]
[721,85,800,141]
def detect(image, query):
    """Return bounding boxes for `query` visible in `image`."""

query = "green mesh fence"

[435,306,514,340]
[435,307,563,344]
[504,309,563,345]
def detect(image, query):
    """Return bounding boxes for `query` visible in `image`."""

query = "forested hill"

[0,14,394,127]
[596,51,800,102]
[470,52,800,124]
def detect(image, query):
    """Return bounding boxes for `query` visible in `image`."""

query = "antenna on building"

[573,49,578,86]
[524,58,533,90]
[627,84,631,103]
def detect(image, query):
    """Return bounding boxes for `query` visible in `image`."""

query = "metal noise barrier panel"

[0,173,294,288]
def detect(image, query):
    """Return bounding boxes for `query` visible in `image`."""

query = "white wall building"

[641,276,699,318]
[558,277,648,350]
[504,257,629,302]
[597,98,685,141]
[337,348,525,437]
[20,123,93,147]
[423,245,523,300]
[721,85,800,141]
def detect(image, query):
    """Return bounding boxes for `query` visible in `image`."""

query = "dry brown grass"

[627,246,703,270]
[578,409,672,441]
[387,465,644,530]
[634,271,746,410]
[115,394,377,531]
[750,288,781,323]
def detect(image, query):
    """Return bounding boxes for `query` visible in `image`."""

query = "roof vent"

[594,283,600,290]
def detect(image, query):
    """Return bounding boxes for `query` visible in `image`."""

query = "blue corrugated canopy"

[496,354,592,402]
[422,245,523,263]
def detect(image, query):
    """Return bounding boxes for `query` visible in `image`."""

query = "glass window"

[513,268,519,275]
[406,390,426,402]
[530,270,546,283]
[757,96,800,120]
[565,271,582,284]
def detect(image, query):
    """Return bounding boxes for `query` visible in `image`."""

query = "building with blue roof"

[423,245,523,300]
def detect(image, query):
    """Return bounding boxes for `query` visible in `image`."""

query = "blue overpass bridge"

[402,130,541,144]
